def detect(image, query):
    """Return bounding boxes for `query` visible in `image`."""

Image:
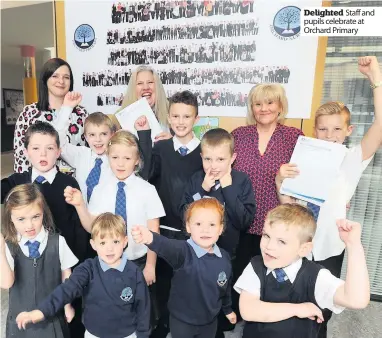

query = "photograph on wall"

[65,0,322,118]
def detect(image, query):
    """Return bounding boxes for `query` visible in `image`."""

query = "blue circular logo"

[74,24,95,50]
[273,6,301,37]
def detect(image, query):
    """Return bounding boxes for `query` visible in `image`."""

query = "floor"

[1,152,381,337]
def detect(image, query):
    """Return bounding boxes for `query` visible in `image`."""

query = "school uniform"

[1,167,91,263]
[234,256,345,338]
[5,228,78,338]
[304,144,373,337]
[54,106,114,205]
[147,233,233,338]
[181,169,256,256]
[37,254,150,338]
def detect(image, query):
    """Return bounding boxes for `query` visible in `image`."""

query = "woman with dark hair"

[13,58,88,174]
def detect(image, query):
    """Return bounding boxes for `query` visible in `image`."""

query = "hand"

[219,168,232,188]
[143,264,156,286]
[134,115,150,131]
[64,186,84,207]
[225,311,237,324]
[131,225,154,245]
[202,167,216,192]
[154,131,173,142]
[358,56,381,83]
[276,163,299,184]
[64,304,75,323]
[16,310,44,330]
[295,303,324,323]
[337,219,362,247]
[63,92,83,108]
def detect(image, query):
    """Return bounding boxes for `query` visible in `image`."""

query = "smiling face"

[135,70,156,107]
[90,233,128,268]
[11,201,44,240]
[201,143,236,181]
[47,65,71,98]
[168,103,198,142]
[252,98,281,127]
[85,123,113,155]
[25,133,61,173]
[260,221,312,270]
[186,207,223,251]
[314,114,353,144]
[108,144,140,180]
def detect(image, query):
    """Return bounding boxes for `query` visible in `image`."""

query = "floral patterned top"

[13,102,88,174]
[232,124,304,235]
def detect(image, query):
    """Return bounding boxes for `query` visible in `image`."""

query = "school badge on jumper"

[217,271,227,287]
[120,287,133,302]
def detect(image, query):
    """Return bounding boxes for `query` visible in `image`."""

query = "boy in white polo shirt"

[276,55,382,337]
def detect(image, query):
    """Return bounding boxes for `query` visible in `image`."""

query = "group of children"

[1,56,381,338]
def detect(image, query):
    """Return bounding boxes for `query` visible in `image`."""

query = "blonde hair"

[107,130,143,172]
[246,83,288,125]
[91,213,126,240]
[3,184,56,246]
[314,101,351,127]
[118,66,169,128]
[185,198,225,230]
[84,112,115,134]
[265,204,316,243]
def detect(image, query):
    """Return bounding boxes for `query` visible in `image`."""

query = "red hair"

[184,198,225,228]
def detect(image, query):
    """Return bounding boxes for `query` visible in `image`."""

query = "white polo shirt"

[54,106,114,205]
[88,174,165,260]
[311,144,373,261]
[234,258,345,314]
[5,227,78,271]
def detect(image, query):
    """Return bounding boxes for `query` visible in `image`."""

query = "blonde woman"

[111,65,172,141]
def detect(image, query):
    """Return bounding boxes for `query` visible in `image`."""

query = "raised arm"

[358,56,382,161]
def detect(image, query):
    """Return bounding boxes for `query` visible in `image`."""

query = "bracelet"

[370,81,382,90]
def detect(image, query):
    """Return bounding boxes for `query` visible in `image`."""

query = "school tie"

[25,240,40,259]
[34,176,47,184]
[179,146,188,156]
[86,158,103,202]
[212,180,221,191]
[274,268,288,283]
[115,181,127,225]
[307,202,321,222]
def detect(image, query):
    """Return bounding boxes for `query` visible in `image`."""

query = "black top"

[138,130,203,231]
[242,256,323,338]
[38,256,150,338]
[1,170,91,262]
[148,232,232,325]
[180,169,256,255]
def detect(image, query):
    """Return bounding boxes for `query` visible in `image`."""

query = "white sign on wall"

[65,0,321,118]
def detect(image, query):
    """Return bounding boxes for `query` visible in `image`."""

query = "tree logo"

[73,24,96,51]
[271,6,301,40]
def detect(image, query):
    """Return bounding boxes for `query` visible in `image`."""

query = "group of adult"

[13,56,302,330]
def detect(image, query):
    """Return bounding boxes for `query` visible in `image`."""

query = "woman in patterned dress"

[13,58,88,175]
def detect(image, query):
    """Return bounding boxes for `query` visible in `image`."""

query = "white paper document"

[280,136,347,206]
[114,98,163,142]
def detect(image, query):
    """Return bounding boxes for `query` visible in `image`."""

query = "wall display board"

[64,0,323,119]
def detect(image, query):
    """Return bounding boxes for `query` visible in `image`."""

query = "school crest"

[217,271,227,287]
[120,287,133,302]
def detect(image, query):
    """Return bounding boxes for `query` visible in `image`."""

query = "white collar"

[266,258,302,283]
[173,133,200,153]
[31,166,58,184]
[112,173,137,186]
[19,227,47,246]
[90,152,108,162]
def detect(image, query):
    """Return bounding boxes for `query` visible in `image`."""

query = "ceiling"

[1,1,54,69]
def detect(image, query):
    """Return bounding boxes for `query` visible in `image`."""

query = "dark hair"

[169,90,199,116]
[201,128,234,155]
[37,58,74,111]
[24,121,60,149]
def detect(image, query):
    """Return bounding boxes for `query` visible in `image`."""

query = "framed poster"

[3,89,24,125]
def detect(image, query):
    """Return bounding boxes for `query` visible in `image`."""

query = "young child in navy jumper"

[16,212,150,338]
[1,184,78,338]
[131,198,237,338]
[235,204,370,338]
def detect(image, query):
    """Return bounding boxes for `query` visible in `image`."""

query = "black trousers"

[170,315,217,338]
[314,250,345,338]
